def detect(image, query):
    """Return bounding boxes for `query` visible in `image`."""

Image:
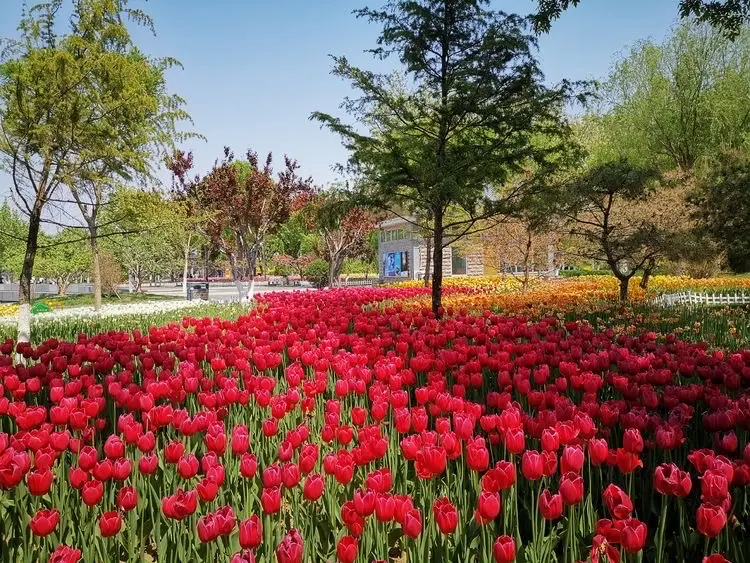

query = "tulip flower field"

[0,284,749,562]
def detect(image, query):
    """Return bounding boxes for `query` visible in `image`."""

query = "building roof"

[376,216,416,229]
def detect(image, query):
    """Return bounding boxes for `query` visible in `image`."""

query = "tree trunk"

[547,242,556,276]
[522,230,532,292]
[17,201,43,343]
[423,237,432,288]
[244,247,259,301]
[90,230,102,311]
[230,254,246,300]
[639,259,655,290]
[431,209,444,317]
[57,277,71,296]
[619,276,630,301]
[182,234,192,298]
[329,253,344,288]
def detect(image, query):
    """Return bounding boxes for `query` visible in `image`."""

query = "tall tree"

[534,0,750,38]
[168,148,313,300]
[313,0,578,315]
[0,0,192,341]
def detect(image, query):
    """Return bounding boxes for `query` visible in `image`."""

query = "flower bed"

[0,287,748,562]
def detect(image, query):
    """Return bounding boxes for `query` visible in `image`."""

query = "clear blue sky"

[1,0,680,190]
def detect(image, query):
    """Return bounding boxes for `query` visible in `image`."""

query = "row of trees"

[313,0,750,313]
[167,149,379,298]
[0,179,380,301]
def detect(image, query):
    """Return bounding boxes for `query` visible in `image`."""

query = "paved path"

[138,283,310,302]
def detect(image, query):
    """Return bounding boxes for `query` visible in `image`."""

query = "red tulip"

[336,535,358,563]
[504,428,525,455]
[81,480,104,506]
[588,438,609,466]
[162,488,198,520]
[276,528,304,563]
[614,449,643,474]
[177,453,199,479]
[591,534,620,563]
[401,507,422,538]
[654,463,692,496]
[701,470,729,504]
[232,425,250,455]
[602,484,633,519]
[559,472,584,506]
[239,515,262,549]
[164,440,185,464]
[303,474,324,501]
[197,477,219,502]
[99,511,122,538]
[231,550,256,563]
[433,497,458,534]
[521,450,543,481]
[48,545,82,563]
[26,468,53,496]
[29,508,59,536]
[696,503,727,538]
[492,535,516,563]
[623,428,644,454]
[263,464,282,488]
[374,493,395,522]
[477,491,501,521]
[703,555,731,563]
[138,453,158,475]
[240,453,258,479]
[541,450,558,477]
[261,486,282,513]
[103,435,125,460]
[538,489,563,520]
[541,428,559,452]
[282,463,301,489]
[197,514,218,543]
[560,445,585,474]
[620,518,647,553]
[466,437,490,472]
[117,485,138,511]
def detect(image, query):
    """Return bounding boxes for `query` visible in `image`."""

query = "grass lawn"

[34,292,174,308]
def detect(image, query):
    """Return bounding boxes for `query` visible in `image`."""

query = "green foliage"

[303,258,330,289]
[534,0,750,38]
[31,302,51,314]
[313,0,580,313]
[35,229,92,294]
[0,202,25,277]
[341,259,376,275]
[100,188,175,290]
[692,150,750,272]
[593,22,750,172]
[556,158,678,298]
[266,212,319,259]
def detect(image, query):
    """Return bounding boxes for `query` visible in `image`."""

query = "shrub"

[303,258,329,288]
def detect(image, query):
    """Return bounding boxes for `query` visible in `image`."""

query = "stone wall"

[466,250,484,276]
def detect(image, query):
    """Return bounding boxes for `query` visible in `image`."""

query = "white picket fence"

[653,291,750,307]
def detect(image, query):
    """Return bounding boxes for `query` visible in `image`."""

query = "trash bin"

[187,282,209,301]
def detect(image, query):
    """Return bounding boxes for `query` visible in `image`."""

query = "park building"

[376,216,564,283]
[377,216,485,282]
